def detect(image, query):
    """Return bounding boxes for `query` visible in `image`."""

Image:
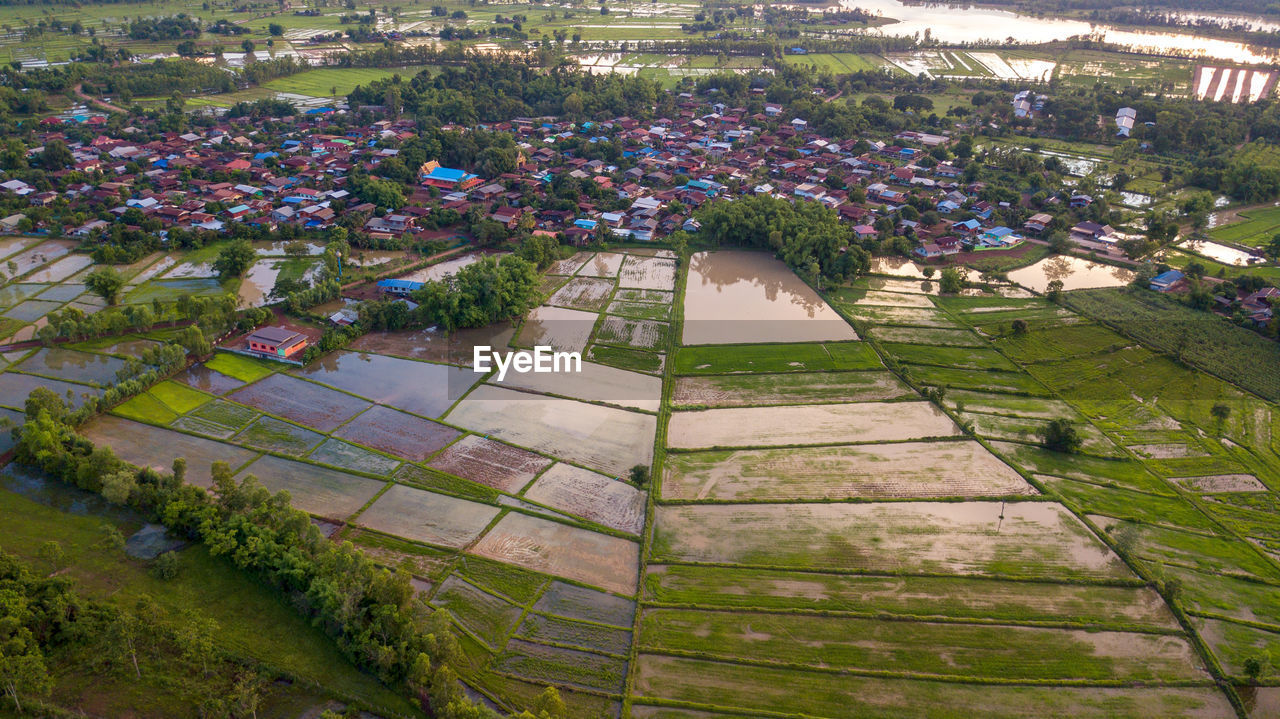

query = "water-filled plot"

[233,416,325,456]
[294,350,476,418]
[306,437,401,476]
[682,251,857,345]
[357,483,499,548]
[426,435,552,493]
[229,373,372,432]
[523,463,646,534]
[470,512,641,595]
[334,405,461,462]
[237,454,386,519]
[80,415,257,487]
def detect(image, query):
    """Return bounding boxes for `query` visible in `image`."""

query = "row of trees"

[12,392,549,718]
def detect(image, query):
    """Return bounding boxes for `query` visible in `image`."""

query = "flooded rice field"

[233,416,324,456]
[522,463,646,535]
[652,501,1132,580]
[493,360,661,412]
[238,454,384,519]
[667,401,959,449]
[1006,255,1135,293]
[594,315,669,350]
[398,252,496,283]
[229,373,372,432]
[426,435,552,493]
[14,348,127,386]
[294,350,476,417]
[333,404,460,462]
[173,364,246,395]
[445,384,655,476]
[548,252,592,276]
[470,511,640,595]
[1178,237,1265,266]
[575,252,627,278]
[349,322,515,366]
[619,255,677,291]
[25,255,93,283]
[515,306,598,353]
[548,276,616,311]
[80,415,256,487]
[306,437,402,476]
[0,372,99,409]
[662,441,1035,501]
[868,256,930,278]
[683,251,858,345]
[357,483,499,548]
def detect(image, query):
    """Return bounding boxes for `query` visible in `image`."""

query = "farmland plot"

[841,304,962,328]
[516,306,598,353]
[516,613,632,655]
[493,360,661,412]
[643,565,1177,627]
[883,342,1019,371]
[349,322,516,366]
[430,576,525,649]
[842,289,937,308]
[295,350,476,418]
[229,373,371,432]
[533,582,636,627]
[638,609,1207,681]
[662,441,1034,500]
[548,252,592,276]
[470,512,640,595]
[335,405,461,462]
[619,255,677,291]
[667,401,959,449]
[233,416,324,456]
[237,455,385,519]
[866,325,986,346]
[651,502,1133,580]
[358,484,499,549]
[606,299,672,321]
[632,656,1234,719]
[427,435,552,493]
[674,342,881,374]
[576,252,627,278]
[446,385,655,476]
[961,412,1121,456]
[494,639,628,694]
[547,276,616,311]
[683,251,857,345]
[522,463,646,534]
[14,347,128,386]
[907,365,1050,395]
[672,371,912,407]
[80,415,257,487]
[594,315,669,350]
[989,441,1170,493]
[306,438,401,476]
[943,390,1077,419]
[614,288,673,304]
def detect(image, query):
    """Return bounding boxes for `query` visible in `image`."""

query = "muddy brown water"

[1007,255,1135,293]
[682,251,858,345]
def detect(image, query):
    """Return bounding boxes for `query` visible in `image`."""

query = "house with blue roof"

[1150,270,1184,292]
[420,162,481,190]
[377,279,425,296]
[980,226,1016,246]
[574,218,598,230]
[936,199,960,214]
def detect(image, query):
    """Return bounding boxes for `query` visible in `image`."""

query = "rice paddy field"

[13,246,1280,717]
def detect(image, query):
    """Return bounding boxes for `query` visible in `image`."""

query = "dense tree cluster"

[695,194,870,281]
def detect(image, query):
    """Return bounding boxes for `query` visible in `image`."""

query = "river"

[839,0,1279,63]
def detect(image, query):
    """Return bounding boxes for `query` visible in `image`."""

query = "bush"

[150,551,181,581]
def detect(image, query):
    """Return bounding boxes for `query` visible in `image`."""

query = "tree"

[36,541,64,575]
[268,22,284,36]
[100,469,136,505]
[0,648,51,714]
[939,266,965,294]
[213,239,256,279]
[241,38,255,53]
[1039,418,1082,453]
[150,551,181,581]
[1010,318,1028,335]
[85,267,126,305]
[1244,653,1269,681]
[628,464,650,487]
[1046,278,1065,302]
[38,139,72,170]
[1210,402,1231,434]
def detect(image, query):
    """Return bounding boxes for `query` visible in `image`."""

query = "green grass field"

[205,352,277,383]
[0,474,417,716]
[673,341,881,374]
